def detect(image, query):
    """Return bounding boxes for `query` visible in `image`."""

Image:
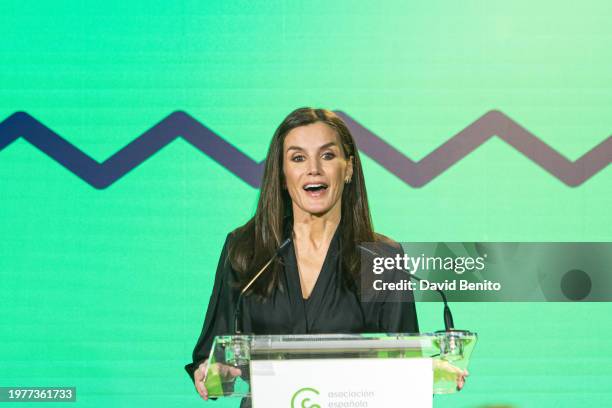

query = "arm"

[375,241,419,333]
[375,243,468,391]
[378,266,419,333]
[185,233,239,383]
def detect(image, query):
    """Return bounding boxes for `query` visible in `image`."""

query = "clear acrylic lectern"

[203,331,477,399]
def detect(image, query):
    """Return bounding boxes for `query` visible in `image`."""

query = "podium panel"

[252,358,433,407]
[203,331,477,404]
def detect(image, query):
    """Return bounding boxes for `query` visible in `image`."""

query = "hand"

[193,361,209,400]
[433,360,469,391]
[193,360,242,400]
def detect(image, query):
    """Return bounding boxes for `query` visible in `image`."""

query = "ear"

[346,155,354,181]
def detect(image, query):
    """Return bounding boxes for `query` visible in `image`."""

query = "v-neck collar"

[284,225,341,332]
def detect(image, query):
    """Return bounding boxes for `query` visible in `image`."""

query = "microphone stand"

[233,238,291,334]
[358,244,457,332]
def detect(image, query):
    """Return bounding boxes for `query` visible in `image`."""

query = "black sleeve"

[184,233,239,383]
[377,244,420,333]
[378,275,419,333]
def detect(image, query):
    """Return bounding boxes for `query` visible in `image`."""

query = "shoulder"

[219,221,255,276]
[211,226,244,268]
[372,232,403,255]
[211,230,242,287]
[373,232,401,248]
[226,219,255,246]
[215,222,251,259]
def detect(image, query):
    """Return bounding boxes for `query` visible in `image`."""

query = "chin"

[301,203,334,217]
[298,203,332,216]
[308,209,333,217]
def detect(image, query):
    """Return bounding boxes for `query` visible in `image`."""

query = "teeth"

[304,183,328,191]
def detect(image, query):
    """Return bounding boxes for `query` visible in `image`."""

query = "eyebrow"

[286,142,339,152]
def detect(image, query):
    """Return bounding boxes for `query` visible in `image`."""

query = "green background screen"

[1,1,610,407]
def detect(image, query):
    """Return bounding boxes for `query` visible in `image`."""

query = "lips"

[303,183,328,191]
[303,183,329,198]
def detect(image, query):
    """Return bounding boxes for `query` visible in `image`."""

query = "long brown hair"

[228,107,376,297]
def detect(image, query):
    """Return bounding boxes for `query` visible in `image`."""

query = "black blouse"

[185,226,419,382]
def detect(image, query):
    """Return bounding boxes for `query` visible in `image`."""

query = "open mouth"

[303,183,328,192]
[303,183,329,197]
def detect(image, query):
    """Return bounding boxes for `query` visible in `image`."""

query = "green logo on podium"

[290,387,320,408]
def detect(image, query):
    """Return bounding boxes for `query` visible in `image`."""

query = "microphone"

[405,273,454,331]
[358,244,455,332]
[233,237,292,334]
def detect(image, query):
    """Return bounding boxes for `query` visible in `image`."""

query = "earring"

[344,177,351,184]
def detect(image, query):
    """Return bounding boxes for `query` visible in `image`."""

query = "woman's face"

[282,122,353,218]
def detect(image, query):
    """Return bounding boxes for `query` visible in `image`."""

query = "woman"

[185,107,420,403]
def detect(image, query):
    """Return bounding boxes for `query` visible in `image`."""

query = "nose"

[307,156,323,176]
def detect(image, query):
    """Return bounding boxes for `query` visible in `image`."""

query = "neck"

[291,202,341,248]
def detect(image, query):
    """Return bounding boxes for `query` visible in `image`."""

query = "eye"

[322,152,336,160]
[291,154,306,162]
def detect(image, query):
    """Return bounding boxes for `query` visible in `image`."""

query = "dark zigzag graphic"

[0,111,264,189]
[0,110,610,189]
[336,110,611,187]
